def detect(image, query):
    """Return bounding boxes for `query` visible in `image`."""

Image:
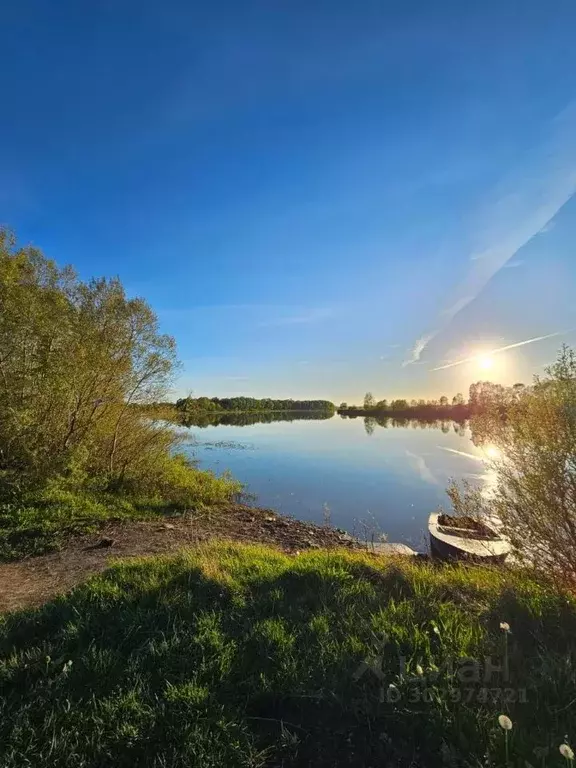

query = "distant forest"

[175,397,336,416]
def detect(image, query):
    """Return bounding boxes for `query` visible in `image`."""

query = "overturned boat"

[428,512,510,564]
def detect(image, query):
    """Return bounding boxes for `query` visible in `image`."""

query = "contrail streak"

[431,331,568,371]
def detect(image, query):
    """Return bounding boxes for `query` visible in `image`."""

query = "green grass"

[0,458,242,560]
[1,543,575,767]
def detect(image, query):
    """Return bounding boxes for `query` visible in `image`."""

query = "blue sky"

[2,0,576,403]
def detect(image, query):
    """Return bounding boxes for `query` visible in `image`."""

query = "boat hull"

[428,512,510,564]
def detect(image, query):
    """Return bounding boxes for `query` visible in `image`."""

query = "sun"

[484,445,500,459]
[478,356,494,370]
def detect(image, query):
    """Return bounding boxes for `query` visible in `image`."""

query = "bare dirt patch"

[0,505,357,613]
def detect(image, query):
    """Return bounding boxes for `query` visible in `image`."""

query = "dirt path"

[0,505,357,613]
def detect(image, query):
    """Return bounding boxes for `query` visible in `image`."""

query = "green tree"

[469,381,507,411]
[452,393,465,406]
[439,395,449,407]
[363,392,376,410]
[0,229,178,496]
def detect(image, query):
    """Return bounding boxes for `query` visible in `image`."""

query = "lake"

[184,414,493,552]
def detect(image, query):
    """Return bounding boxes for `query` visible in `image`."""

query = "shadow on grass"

[1,552,575,767]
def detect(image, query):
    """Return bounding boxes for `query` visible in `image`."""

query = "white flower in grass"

[388,683,397,691]
[498,714,513,731]
[560,744,574,761]
[415,664,424,677]
[500,622,511,632]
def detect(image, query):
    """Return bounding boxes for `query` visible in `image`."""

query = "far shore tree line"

[337,380,530,416]
[172,397,336,421]
[149,381,529,423]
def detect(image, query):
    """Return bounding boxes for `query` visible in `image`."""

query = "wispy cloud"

[403,332,438,366]
[431,331,568,371]
[403,101,576,365]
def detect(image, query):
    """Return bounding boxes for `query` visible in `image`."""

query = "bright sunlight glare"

[478,356,494,370]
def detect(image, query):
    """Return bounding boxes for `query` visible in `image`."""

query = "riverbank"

[0,503,370,612]
[1,540,575,767]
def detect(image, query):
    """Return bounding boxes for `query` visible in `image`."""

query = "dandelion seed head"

[498,714,513,731]
[560,744,574,761]
[500,622,511,632]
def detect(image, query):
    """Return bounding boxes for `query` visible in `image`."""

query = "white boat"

[428,512,510,564]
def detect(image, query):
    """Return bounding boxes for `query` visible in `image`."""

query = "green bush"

[118,453,243,510]
[0,457,242,560]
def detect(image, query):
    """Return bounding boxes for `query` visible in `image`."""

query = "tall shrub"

[0,229,179,496]
[466,345,576,583]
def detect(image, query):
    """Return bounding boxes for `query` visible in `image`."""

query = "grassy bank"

[0,457,241,561]
[1,543,574,767]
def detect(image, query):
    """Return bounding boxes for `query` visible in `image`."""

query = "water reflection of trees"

[364,417,376,436]
[182,411,334,428]
[358,414,467,436]
[183,409,470,434]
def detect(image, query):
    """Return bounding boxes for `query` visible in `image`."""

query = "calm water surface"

[184,416,492,551]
